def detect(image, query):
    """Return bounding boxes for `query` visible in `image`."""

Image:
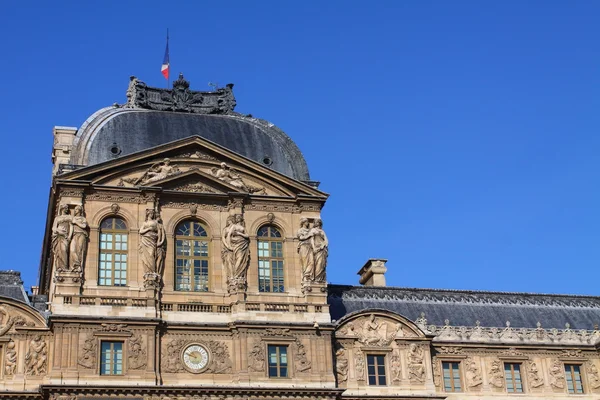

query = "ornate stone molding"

[124,74,236,114]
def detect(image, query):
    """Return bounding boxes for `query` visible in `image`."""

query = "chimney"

[52,126,78,176]
[357,259,388,286]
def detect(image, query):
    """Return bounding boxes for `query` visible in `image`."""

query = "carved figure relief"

[465,357,482,388]
[5,340,17,375]
[294,339,311,372]
[222,214,250,292]
[550,359,566,389]
[0,305,33,336]
[139,209,166,288]
[432,356,441,387]
[248,342,265,372]
[125,158,180,186]
[587,361,600,390]
[335,347,348,383]
[488,359,504,388]
[527,361,544,388]
[407,343,425,383]
[162,338,187,373]
[128,334,147,370]
[69,205,88,273]
[205,341,232,374]
[24,335,47,376]
[51,205,72,272]
[211,163,265,194]
[390,349,402,383]
[78,335,97,369]
[354,349,365,381]
[356,314,401,346]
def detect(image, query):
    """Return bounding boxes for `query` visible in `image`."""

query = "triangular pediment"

[57,136,328,199]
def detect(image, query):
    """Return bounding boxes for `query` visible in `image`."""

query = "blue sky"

[1,1,599,294]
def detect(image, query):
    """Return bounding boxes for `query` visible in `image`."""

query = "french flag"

[161,37,170,80]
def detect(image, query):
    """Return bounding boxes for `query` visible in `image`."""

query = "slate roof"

[69,77,311,182]
[0,271,30,304]
[328,284,600,330]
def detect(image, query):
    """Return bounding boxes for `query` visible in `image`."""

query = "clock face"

[182,344,209,373]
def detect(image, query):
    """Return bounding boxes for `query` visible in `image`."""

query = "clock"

[181,343,210,373]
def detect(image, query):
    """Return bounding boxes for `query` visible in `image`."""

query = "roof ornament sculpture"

[123,74,236,114]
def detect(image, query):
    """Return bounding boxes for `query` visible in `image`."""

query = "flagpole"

[166,28,170,89]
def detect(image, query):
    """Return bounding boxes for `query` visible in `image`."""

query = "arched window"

[257,225,284,292]
[175,220,209,291]
[99,217,128,286]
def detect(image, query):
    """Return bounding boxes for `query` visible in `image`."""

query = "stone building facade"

[1,75,599,399]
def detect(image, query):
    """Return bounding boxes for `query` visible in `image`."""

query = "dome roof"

[70,76,310,181]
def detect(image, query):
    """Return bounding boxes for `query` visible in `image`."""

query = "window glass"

[175,220,209,291]
[99,218,128,286]
[442,361,462,392]
[367,354,386,386]
[100,341,123,375]
[565,364,584,394]
[257,226,284,292]
[504,363,523,393]
[268,345,288,378]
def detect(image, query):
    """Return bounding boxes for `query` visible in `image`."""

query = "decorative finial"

[173,73,190,89]
[536,321,541,328]
[506,321,510,327]
[565,322,570,329]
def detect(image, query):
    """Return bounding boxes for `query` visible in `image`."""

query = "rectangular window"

[442,361,462,392]
[268,345,288,378]
[100,341,123,375]
[504,363,523,393]
[367,354,387,386]
[565,364,584,394]
[175,239,209,292]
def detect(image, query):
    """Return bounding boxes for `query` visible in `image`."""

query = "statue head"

[163,158,170,165]
[314,218,323,228]
[220,162,228,170]
[59,204,70,215]
[226,215,235,226]
[74,205,83,216]
[145,209,156,220]
[7,341,14,350]
[299,217,309,228]
[234,214,244,224]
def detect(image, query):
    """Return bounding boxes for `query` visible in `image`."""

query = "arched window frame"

[257,225,285,293]
[174,219,210,292]
[98,217,128,287]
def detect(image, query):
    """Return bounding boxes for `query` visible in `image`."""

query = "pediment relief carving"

[336,313,422,347]
[0,302,44,335]
[94,159,287,197]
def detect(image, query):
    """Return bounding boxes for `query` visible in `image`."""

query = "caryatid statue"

[222,214,250,291]
[51,205,72,272]
[310,218,328,283]
[297,217,315,285]
[139,209,166,287]
[69,205,89,273]
[221,215,235,282]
